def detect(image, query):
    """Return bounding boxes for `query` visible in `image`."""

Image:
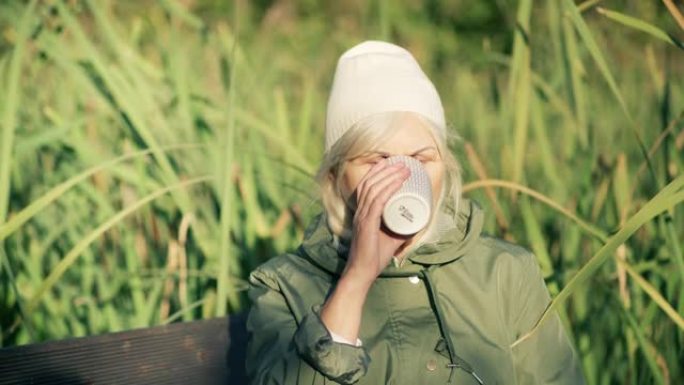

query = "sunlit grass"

[0,1,682,383]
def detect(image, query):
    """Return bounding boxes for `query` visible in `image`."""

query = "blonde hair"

[316,111,462,240]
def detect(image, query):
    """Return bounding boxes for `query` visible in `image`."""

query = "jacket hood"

[297,198,484,277]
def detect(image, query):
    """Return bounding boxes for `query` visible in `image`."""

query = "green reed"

[0,1,682,383]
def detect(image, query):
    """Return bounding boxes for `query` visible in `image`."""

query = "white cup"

[382,155,433,235]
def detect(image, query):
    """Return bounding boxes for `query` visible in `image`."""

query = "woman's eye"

[413,152,438,163]
[367,154,388,164]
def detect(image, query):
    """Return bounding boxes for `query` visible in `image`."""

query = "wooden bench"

[0,313,247,384]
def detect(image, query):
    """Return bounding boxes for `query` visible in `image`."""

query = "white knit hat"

[325,40,446,151]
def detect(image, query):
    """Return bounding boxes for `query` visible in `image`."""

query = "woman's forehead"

[374,116,438,152]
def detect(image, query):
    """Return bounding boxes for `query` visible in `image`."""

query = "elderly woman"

[245,41,584,385]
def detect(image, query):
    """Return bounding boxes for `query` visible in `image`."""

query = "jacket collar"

[297,198,484,277]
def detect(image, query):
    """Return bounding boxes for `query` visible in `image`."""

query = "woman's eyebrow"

[358,147,437,158]
[349,150,389,161]
[410,146,438,155]
[362,150,391,157]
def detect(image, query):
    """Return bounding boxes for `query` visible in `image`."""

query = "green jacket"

[246,199,585,385]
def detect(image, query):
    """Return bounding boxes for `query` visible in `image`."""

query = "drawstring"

[420,267,485,385]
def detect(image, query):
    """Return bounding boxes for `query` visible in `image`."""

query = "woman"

[246,41,584,385]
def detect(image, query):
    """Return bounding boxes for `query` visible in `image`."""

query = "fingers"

[366,175,407,218]
[355,162,403,212]
[346,160,411,280]
[355,161,399,203]
[359,161,404,192]
[355,162,409,222]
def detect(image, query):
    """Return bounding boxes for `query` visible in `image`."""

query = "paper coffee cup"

[382,155,433,235]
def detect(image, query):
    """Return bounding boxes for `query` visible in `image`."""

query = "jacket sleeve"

[246,268,371,385]
[507,251,585,385]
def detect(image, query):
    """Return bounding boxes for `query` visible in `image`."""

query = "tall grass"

[0,1,682,383]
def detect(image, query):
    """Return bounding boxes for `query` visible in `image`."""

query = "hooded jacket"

[246,199,585,385]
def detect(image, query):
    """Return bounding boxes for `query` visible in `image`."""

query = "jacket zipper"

[420,267,485,385]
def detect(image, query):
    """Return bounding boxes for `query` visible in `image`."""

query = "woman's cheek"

[426,163,445,203]
[341,164,370,200]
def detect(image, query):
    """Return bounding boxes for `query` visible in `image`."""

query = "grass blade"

[562,0,631,121]
[0,0,39,344]
[513,176,684,346]
[508,0,532,189]
[597,7,684,49]
[519,197,554,277]
[0,144,204,241]
[463,179,608,242]
[622,308,667,385]
[0,0,36,223]
[23,176,212,316]
[561,15,588,150]
[216,1,241,316]
[618,258,684,330]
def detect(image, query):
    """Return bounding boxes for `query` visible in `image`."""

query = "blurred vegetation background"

[1,0,683,383]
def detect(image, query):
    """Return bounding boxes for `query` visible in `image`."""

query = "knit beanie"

[325,40,446,152]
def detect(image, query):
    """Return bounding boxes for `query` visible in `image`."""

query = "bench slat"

[0,314,247,385]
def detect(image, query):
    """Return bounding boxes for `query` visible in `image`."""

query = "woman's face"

[339,114,445,209]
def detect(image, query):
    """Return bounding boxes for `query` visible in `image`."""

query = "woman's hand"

[343,159,411,285]
[320,160,410,343]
